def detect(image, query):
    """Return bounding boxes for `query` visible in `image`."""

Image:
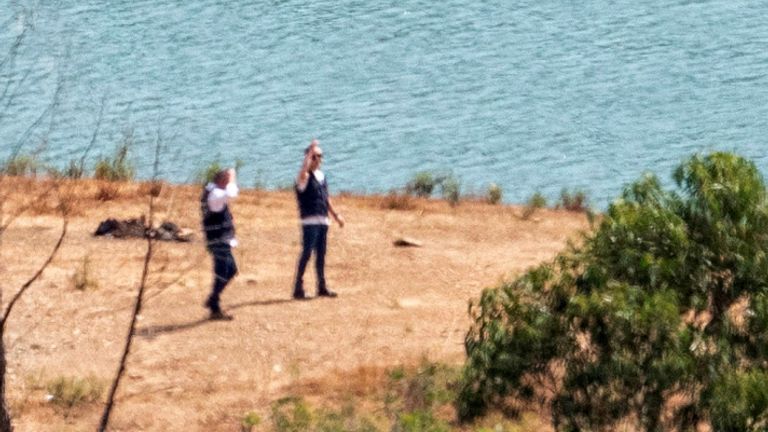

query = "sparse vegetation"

[381,191,416,210]
[45,375,104,410]
[241,411,262,432]
[485,183,503,205]
[95,182,121,201]
[556,187,587,212]
[385,360,458,431]
[94,137,135,182]
[1,154,40,177]
[196,159,245,185]
[521,191,547,219]
[71,255,98,291]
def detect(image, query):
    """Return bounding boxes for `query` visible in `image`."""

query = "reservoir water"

[2,0,768,206]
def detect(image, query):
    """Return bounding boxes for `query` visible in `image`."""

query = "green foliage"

[458,152,768,431]
[270,397,379,432]
[395,411,449,432]
[196,160,224,185]
[521,192,547,219]
[556,188,588,212]
[1,154,40,177]
[440,175,461,207]
[272,397,313,432]
[405,171,462,205]
[196,159,244,185]
[94,135,135,181]
[46,375,104,410]
[407,172,438,198]
[486,183,503,205]
[241,411,261,432]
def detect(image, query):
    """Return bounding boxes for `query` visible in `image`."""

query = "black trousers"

[206,244,238,313]
[293,224,328,295]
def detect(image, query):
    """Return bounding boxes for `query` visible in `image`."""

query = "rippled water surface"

[2,1,768,205]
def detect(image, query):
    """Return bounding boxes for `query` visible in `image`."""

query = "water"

[2,0,768,206]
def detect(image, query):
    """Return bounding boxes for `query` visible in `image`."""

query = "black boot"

[293,281,308,300]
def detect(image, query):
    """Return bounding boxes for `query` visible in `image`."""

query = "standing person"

[293,139,345,300]
[201,168,239,320]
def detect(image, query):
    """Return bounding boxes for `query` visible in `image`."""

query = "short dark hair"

[213,169,229,184]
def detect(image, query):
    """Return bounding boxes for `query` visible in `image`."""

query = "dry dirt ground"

[0,178,588,431]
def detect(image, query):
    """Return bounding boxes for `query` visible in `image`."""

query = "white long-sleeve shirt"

[205,181,239,247]
[205,182,239,212]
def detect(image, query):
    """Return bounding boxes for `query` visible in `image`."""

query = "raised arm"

[296,139,319,190]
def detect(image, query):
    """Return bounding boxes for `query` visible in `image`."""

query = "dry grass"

[0,177,589,431]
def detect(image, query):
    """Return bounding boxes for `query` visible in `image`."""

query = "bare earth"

[1,179,588,431]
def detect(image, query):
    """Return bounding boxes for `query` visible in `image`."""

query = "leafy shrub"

[440,175,461,207]
[486,183,503,205]
[94,137,134,181]
[521,192,547,219]
[46,375,104,410]
[407,172,438,198]
[556,188,587,211]
[458,152,768,431]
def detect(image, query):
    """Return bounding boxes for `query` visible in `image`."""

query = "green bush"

[521,192,547,219]
[94,136,134,181]
[440,176,461,207]
[407,172,438,198]
[458,152,768,431]
[486,183,503,205]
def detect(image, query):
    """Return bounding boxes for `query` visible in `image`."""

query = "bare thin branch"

[99,131,163,432]
[0,213,67,334]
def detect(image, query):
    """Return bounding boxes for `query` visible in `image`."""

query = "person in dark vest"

[293,139,345,300]
[201,168,239,320]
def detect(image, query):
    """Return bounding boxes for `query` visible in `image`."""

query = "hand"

[335,213,345,228]
[227,168,236,183]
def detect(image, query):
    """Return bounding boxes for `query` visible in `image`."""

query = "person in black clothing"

[201,168,239,320]
[293,139,345,300]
